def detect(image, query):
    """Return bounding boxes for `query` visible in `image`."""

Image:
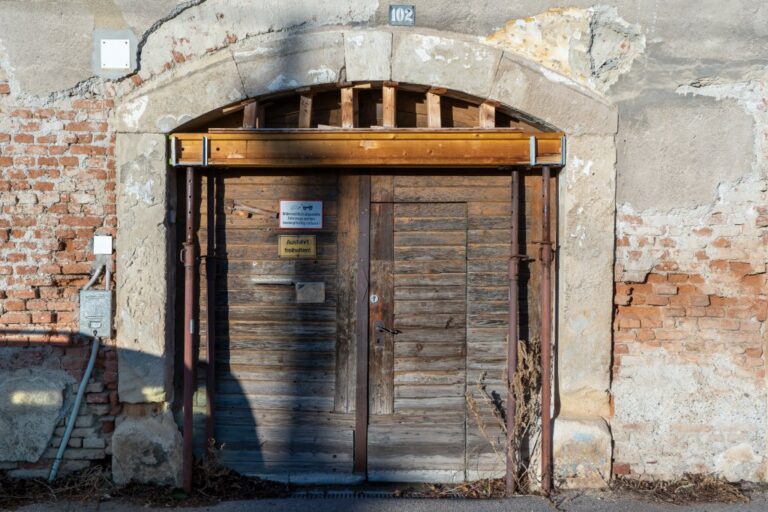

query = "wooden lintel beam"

[479,101,496,129]
[426,92,441,129]
[298,93,313,129]
[382,85,397,128]
[341,87,358,128]
[172,130,565,168]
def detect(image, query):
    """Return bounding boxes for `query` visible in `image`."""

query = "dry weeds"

[612,473,748,505]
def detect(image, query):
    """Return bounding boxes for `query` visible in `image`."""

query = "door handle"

[375,321,401,335]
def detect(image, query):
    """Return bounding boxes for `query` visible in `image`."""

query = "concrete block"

[391,32,502,98]
[344,31,392,82]
[115,133,172,403]
[112,410,182,487]
[553,416,612,488]
[0,369,73,463]
[234,32,346,97]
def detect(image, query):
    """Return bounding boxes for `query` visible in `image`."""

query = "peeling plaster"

[613,352,767,481]
[485,5,644,93]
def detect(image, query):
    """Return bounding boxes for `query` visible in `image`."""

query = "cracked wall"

[0,0,766,486]
[612,73,768,481]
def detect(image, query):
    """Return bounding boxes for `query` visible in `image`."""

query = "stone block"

[553,416,612,488]
[114,52,245,133]
[234,32,346,97]
[115,133,172,403]
[112,410,182,487]
[489,54,617,135]
[0,369,73,463]
[391,32,502,98]
[343,30,392,82]
[83,438,106,449]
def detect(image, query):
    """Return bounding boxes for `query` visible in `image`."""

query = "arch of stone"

[112,27,617,489]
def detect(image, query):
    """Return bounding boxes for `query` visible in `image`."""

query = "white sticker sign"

[279,200,323,229]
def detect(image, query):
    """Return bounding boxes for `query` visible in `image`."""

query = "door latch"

[375,321,401,335]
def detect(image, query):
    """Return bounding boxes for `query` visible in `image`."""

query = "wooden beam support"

[382,85,397,128]
[242,101,257,129]
[480,101,496,128]
[341,87,358,128]
[172,130,565,168]
[298,93,313,129]
[426,91,441,128]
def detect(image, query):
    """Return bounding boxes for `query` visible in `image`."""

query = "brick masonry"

[0,76,118,475]
[612,174,768,481]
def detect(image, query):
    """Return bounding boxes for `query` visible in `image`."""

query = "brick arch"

[113,27,618,488]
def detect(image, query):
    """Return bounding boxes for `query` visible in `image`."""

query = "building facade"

[0,0,766,487]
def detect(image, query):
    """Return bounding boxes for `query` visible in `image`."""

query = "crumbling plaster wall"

[0,0,765,486]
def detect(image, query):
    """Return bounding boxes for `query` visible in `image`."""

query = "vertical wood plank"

[371,175,394,202]
[335,174,359,413]
[353,175,371,474]
[242,101,257,129]
[299,93,313,128]
[382,85,397,128]
[341,87,358,128]
[426,92,441,128]
[479,102,496,128]
[369,203,394,415]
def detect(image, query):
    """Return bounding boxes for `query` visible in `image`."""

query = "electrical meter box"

[79,290,113,338]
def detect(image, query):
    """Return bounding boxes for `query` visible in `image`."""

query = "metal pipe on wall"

[540,166,553,494]
[506,169,521,496]
[205,173,216,453]
[182,166,197,492]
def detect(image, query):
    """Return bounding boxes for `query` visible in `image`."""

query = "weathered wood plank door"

[198,171,357,482]
[367,200,469,482]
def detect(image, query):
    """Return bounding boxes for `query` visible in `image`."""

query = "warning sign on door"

[279,200,323,229]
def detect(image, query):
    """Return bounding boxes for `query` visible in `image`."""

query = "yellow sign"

[278,235,316,258]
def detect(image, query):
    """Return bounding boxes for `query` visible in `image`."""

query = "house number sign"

[389,4,415,26]
[279,200,323,229]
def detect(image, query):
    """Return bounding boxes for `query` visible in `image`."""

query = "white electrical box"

[100,39,131,70]
[93,235,113,255]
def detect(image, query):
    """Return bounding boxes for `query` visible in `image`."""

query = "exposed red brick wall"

[0,98,116,342]
[0,94,118,475]
[611,179,768,479]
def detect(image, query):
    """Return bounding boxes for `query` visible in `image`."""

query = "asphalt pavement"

[16,490,768,512]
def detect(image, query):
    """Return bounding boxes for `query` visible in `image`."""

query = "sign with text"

[279,200,323,229]
[278,235,317,259]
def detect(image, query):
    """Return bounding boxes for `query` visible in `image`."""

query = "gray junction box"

[79,290,113,338]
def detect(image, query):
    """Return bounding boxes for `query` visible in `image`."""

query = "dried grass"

[0,449,290,510]
[433,336,543,498]
[612,473,749,505]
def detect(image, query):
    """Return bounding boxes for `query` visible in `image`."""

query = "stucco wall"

[0,0,765,486]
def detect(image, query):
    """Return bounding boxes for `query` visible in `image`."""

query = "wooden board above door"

[170,130,565,168]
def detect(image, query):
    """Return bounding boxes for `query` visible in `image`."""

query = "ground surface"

[15,490,768,512]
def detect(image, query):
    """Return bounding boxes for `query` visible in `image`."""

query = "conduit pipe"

[48,263,105,482]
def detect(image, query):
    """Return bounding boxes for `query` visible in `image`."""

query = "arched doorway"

[172,83,563,485]
[113,28,617,489]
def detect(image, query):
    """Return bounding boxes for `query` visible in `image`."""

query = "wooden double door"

[197,170,552,483]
